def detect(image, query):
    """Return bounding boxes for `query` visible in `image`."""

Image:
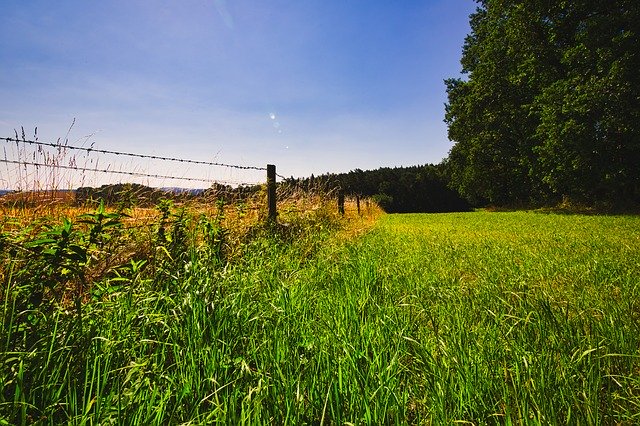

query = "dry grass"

[1,185,383,271]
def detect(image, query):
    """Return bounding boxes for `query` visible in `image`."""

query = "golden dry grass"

[0,186,383,257]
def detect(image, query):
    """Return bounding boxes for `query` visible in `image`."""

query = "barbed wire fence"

[1,135,290,221]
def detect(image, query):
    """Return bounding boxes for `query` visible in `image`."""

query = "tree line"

[295,1,638,213]
[286,165,471,213]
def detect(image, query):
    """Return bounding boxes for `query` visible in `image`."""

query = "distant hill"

[159,187,206,196]
[76,183,260,206]
[0,189,76,206]
[0,185,258,206]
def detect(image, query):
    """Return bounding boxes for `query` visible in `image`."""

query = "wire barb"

[0,158,259,186]
[1,136,270,172]
[1,136,289,182]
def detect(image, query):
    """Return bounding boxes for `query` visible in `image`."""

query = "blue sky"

[0,0,476,188]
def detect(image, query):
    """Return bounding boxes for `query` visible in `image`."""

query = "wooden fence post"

[356,195,361,216]
[267,164,277,223]
[338,189,345,216]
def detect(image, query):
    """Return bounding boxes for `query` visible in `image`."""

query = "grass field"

[2,208,639,424]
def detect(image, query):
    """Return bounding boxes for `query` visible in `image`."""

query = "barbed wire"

[0,159,262,186]
[1,136,287,179]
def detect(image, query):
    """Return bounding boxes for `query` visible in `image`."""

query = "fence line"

[0,158,250,186]
[1,135,358,222]
[1,136,287,179]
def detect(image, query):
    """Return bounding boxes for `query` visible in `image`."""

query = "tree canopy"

[445,0,640,208]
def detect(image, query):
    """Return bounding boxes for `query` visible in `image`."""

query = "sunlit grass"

[362,212,640,423]
[1,209,638,424]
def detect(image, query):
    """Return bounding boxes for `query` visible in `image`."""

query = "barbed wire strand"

[1,136,288,179]
[0,159,262,186]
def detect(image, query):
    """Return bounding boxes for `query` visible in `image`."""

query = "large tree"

[534,0,640,205]
[445,0,640,208]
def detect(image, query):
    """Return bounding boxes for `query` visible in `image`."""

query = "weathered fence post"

[356,195,361,216]
[338,189,345,216]
[267,164,277,223]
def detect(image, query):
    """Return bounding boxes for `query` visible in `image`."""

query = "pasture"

[1,207,639,424]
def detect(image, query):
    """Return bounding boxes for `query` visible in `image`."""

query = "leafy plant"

[24,219,87,303]
[155,198,172,246]
[78,199,127,248]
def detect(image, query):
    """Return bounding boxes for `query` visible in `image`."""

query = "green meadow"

[2,209,640,424]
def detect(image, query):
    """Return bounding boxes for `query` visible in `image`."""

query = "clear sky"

[0,0,476,188]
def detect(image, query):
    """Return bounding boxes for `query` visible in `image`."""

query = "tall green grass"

[363,212,640,424]
[1,210,639,424]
